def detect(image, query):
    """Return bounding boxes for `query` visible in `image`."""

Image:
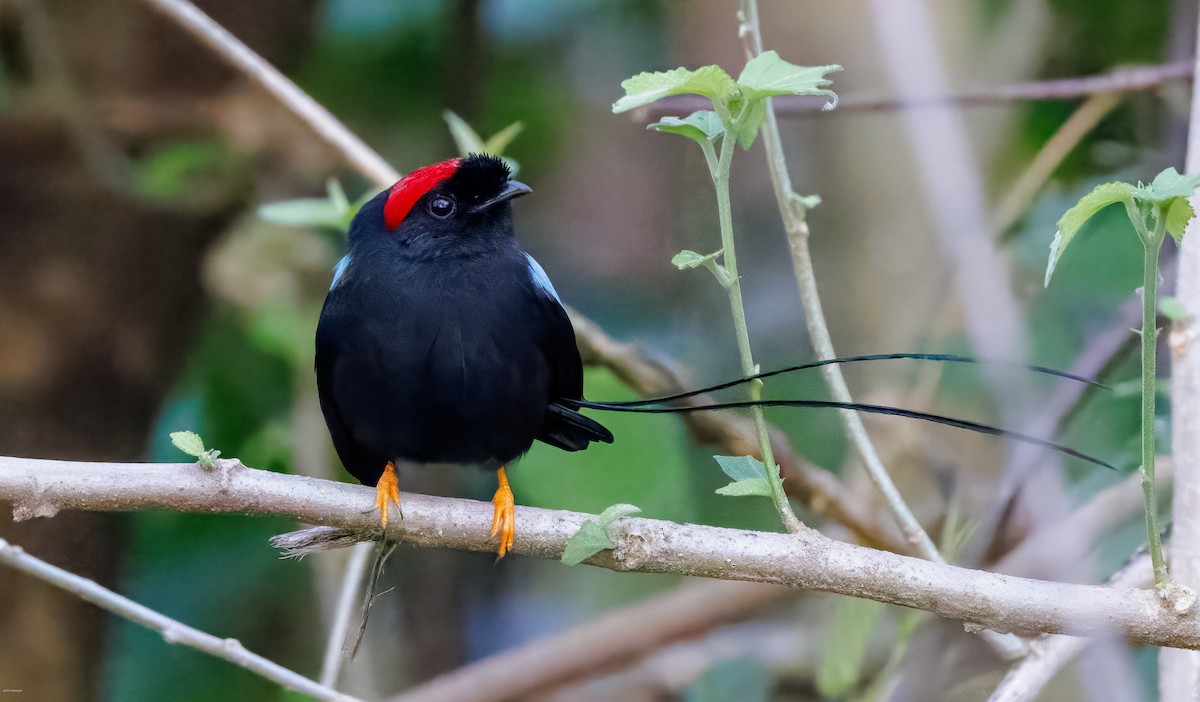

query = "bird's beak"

[471,180,532,213]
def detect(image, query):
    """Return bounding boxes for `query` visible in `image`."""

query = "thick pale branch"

[2,456,1197,648]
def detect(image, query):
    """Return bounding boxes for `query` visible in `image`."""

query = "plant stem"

[712,130,804,533]
[1140,214,1169,589]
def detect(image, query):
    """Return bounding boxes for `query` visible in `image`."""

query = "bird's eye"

[429,195,456,218]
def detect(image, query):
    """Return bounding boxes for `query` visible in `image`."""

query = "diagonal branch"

[0,536,363,702]
[2,456,1198,649]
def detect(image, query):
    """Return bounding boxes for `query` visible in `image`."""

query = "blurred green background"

[0,0,1187,700]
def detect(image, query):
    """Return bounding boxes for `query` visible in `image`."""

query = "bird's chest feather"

[320,250,555,441]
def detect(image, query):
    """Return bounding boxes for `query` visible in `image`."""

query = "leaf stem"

[712,127,804,533]
[1140,211,1169,589]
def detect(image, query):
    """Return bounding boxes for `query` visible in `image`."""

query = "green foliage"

[259,179,366,233]
[169,431,221,469]
[736,50,840,106]
[443,110,523,174]
[1046,168,1200,287]
[561,503,641,565]
[817,598,885,699]
[1161,296,1189,322]
[712,455,773,498]
[649,110,725,144]
[672,249,732,287]
[614,54,840,150]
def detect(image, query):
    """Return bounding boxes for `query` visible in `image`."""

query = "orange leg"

[490,466,516,558]
[374,461,402,527]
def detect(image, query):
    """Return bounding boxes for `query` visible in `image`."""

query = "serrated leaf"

[816,598,884,698]
[713,454,766,481]
[1045,181,1139,287]
[614,65,738,114]
[649,110,725,144]
[672,250,707,269]
[444,110,486,155]
[597,503,641,527]
[170,431,207,458]
[258,199,346,229]
[483,121,524,156]
[1147,167,1200,202]
[1165,197,1195,243]
[1161,296,1190,321]
[736,51,841,107]
[715,478,773,497]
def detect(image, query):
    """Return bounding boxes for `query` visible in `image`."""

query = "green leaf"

[597,503,641,527]
[483,121,524,156]
[1165,197,1195,243]
[1045,181,1139,287]
[715,478,773,497]
[562,503,640,565]
[672,249,724,270]
[169,430,220,469]
[713,454,766,481]
[731,99,768,150]
[684,658,771,702]
[613,65,738,114]
[444,110,487,155]
[1146,167,1200,202]
[736,51,841,108]
[1161,296,1190,321]
[258,199,346,229]
[560,520,611,565]
[648,110,725,144]
[326,179,349,215]
[816,598,885,698]
[170,431,207,458]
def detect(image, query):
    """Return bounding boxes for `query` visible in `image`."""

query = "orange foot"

[374,461,402,527]
[490,466,515,558]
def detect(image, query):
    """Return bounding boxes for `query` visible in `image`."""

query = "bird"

[315,154,613,558]
[315,154,1115,561]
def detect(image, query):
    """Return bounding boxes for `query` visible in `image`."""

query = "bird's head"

[349,154,531,255]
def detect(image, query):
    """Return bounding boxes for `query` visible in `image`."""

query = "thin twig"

[0,537,363,702]
[319,541,375,688]
[738,0,941,575]
[640,59,1193,119]
[988,551,1155,702]
[991,92,1122,238]
[387,581,789,702]
[2,457,1198,648]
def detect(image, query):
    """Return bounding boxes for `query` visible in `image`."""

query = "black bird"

[316,154,1114,560]
[315,154,613,557]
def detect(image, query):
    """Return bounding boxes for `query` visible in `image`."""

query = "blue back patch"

[331,254,351,289]
[525,253,562,303]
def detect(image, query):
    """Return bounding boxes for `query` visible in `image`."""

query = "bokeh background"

[0,0,1189,700]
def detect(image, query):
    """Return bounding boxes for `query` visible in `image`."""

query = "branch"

[3,456,1199,649]
[0,535,362,702]
[1162,9,1200,696]
[142,0,400,188]
[988,551,1154,702]
[387,581,789,702]
[638,59,1193,119]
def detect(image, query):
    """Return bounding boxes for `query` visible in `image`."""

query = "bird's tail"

[569,352,1115,471]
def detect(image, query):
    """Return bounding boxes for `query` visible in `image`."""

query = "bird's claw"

[375,462,402,527]
[490,467,515,558]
